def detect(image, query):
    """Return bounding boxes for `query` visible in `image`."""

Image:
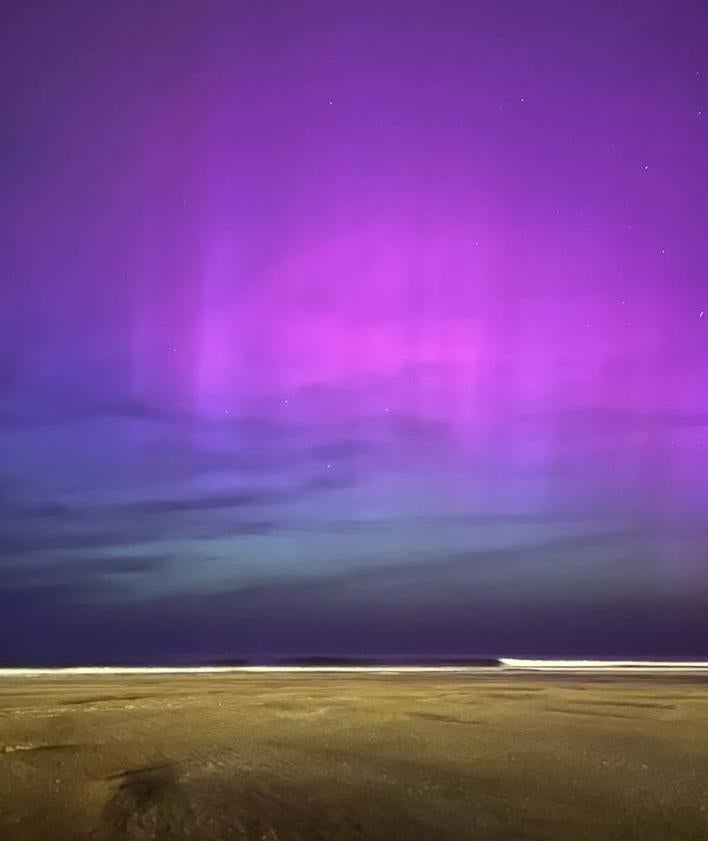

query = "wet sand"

[0,672,707,840]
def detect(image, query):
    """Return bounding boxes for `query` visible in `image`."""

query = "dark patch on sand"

[489,686,545,693]
[545,706,641,720]
[102,764,185,839]
[261,699,308,711]
[105,763,176,782]
[484,692,541,700]
[571,700,676,710]
[62,695,150,706]
[409,711,480,725]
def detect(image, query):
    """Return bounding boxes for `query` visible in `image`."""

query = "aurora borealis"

[1,1,707,662]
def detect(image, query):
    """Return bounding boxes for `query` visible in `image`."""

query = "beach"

[1,670,707,840]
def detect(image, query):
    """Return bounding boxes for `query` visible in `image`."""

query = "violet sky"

[1,1,707,662]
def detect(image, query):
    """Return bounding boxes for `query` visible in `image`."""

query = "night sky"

[1,1,707,663]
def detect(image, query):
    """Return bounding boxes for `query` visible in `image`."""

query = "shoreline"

[2,658,708,676]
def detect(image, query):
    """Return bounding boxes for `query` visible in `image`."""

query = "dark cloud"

[523,408,708,434]
[0,394,173,428]
[0,552,171,594]
[290,511,609,534]
[15,502,74,520]
[0,516,279,561]
[301,469,358,492]
[123,488,290,514]
[310,439,372,461]
[386,414,452,442]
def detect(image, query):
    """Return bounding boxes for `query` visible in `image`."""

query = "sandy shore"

[0,672,706,840]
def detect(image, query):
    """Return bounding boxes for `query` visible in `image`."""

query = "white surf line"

[500,658,708,671]
[0,661,706,676]
[0,665,493,677]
